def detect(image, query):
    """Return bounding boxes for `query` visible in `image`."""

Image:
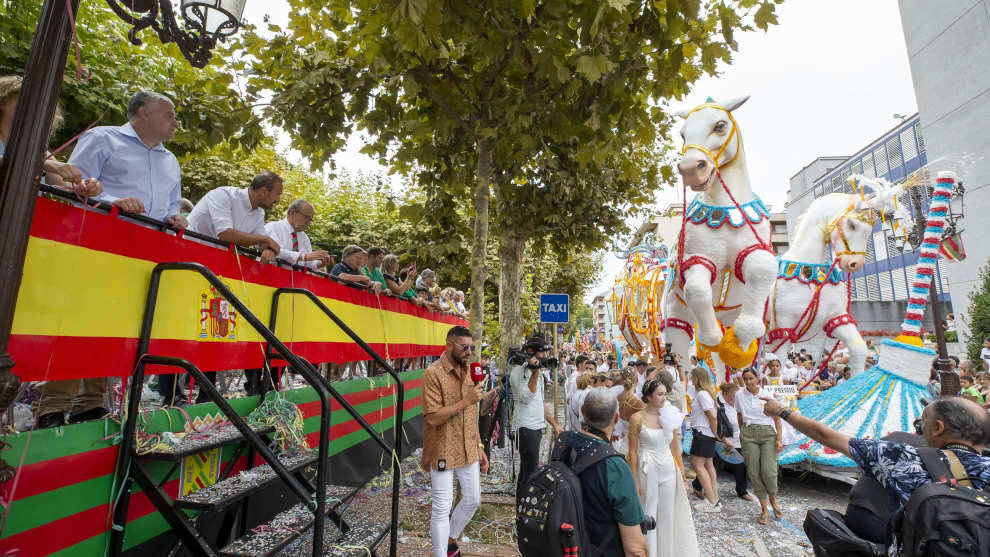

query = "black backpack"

[892,447,990,556]
[803,508,888,557]
[517,431,618,557]
[715,398,733,439]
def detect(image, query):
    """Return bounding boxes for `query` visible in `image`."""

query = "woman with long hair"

[628,379,700,557]
[615,367,645,453]
[688,366,725,512]
[737,368,784,524]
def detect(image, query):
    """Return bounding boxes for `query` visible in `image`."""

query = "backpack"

[803,508,888,557]
[517,431,618,557]
[892,447,990,556]
[715,398,733,440]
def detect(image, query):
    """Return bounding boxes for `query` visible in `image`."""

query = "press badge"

[438,459,446,471]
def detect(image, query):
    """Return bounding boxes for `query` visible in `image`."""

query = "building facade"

[787,114,953,331]
[897,0,990,345]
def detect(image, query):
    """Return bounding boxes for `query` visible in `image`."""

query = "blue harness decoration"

[685,196,771,229]
[776,258,844,286]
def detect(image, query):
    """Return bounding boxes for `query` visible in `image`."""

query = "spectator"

[762,395,990,555]
[382,255,417,300]
[438,287,456,313]
[186,170,283,263]
[416,269,439,299]
[568,372,593,432]
[421,326,488,557]
[982,338,990,371]
[415,286,442,312]
[179,198,194,216]
[616,368,646,454]
[509,334,562,500]
[629,359,648,397]
[71,91,186,228]
[265,199,331,270]
[977,373,990,403]
[736,369,783,524]
[331,245,379,292]
[0,75,101,197]
[960,375,985,404]
[453,290,467,314]
[363,246,387,291]
[693,382,753,504]
[176,171,283,403]
[688,366,725,512]
[555,387,648,557]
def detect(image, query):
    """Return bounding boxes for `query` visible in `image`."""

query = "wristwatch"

[779,408,793,421]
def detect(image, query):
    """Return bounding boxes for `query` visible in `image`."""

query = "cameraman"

[510,334,563,500]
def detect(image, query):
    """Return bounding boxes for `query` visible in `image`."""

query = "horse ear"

[674,107,691,119]
[722,95,750,112]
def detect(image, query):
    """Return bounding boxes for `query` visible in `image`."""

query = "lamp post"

[105,0,246,68]
[0,0,246,481]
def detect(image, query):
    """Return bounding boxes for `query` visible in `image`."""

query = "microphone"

[470,362,486,384]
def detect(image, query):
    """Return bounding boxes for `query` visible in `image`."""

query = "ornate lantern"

[105,0,246,68]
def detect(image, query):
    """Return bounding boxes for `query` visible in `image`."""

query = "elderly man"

[554,387,648,557]
[331,245,379,292]
[70,91,187,228]
[265,199,330,270]
[762,396,990,555]
[422,326,488,557]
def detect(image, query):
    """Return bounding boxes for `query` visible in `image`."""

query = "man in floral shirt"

[760,396,990,555]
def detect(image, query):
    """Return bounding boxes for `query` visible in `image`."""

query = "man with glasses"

[422,326,489,557]
[265,199,331,271]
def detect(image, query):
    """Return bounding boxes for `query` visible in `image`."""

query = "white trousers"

[430,460,481,557]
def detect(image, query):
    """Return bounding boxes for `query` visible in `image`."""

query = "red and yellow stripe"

[9,198,465,380]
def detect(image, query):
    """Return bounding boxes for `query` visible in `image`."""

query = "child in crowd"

[960,375,984,404]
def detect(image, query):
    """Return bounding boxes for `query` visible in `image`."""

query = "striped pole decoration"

[895,171,956,347]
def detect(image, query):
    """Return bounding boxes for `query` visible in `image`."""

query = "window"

[879,271,893,301]
[832,175,842,192]
[873,231,888,261]
[938,261,950,296]
[874,145,889,175]
[893,266,908,300]
[862,153,875,177]
[886,136,903,169]
[865,234,875,264]
[867,274,880,301]
[852,160,863,176]
[841,167,851,190]
[915,122,925,153]
[854,277,868,301]
[900,128,918,162]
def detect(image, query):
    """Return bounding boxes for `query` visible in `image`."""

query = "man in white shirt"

[163,171,282,403]
[264,199,330,270]
[509,335,562,500]
[186,171,283,263]
[982,338,990,371]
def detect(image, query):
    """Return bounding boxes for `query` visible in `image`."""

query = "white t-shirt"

[598,363,610,373]
[187,186,266,240]
[689,389,716,437]
[782,364,800,384]
[981,347,990,370]
[565,371,579,400]
[718,393,741,448]
[569,388,590,431]
[735,387,776,429]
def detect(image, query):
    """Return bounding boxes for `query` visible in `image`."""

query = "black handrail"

[270,287,406,557]
[110,261,334,557]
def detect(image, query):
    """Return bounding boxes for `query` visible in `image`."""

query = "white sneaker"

[694,500,722,513]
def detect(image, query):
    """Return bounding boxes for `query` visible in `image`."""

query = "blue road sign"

[539,293,569,323]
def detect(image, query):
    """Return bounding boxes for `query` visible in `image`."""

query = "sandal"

[758,512,769,525]
[772,507,784,518]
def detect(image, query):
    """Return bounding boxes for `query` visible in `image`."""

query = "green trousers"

[740,423,779,499]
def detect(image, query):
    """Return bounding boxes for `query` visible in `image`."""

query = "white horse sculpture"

[765,176,902,377]
[661,96,778,374]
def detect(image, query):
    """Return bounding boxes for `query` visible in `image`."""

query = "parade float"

[612,240,671,361]
[777,170,967,479]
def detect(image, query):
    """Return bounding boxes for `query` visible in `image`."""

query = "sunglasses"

[454,343,474,352]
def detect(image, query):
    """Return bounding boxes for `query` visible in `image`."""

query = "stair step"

[176,450,318,511]
[218,484,359,557]
[329,520,389,556]
[140,424,275,461]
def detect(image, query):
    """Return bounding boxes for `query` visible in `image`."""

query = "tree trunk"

[469,137,492,361]
[498,231,527,374]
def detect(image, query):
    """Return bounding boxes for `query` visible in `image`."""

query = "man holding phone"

[422,326,490,557]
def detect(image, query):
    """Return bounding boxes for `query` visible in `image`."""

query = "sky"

[239,1,919,305]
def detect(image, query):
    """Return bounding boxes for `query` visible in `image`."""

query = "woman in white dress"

[627,379,700,557]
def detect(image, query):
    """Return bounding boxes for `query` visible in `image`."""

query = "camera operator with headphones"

[509,334,563,501]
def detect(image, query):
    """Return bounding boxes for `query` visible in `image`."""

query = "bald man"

[265,199,331,270]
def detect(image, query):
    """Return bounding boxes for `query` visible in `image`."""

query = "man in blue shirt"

[69,91,187,229]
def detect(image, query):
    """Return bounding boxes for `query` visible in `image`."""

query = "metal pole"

[0,0,78,419]
[929,276,958,396]
[552,324,559,446]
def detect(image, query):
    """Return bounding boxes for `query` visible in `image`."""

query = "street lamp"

[105,0,246,68]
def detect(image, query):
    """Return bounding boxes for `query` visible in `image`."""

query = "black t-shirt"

[330,261,359,277]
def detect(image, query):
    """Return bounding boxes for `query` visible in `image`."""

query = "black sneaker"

[68,407,108,423]
[35,412,66,429]
[447,542,461,557]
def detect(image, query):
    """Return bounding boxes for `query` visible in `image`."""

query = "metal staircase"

[108,262,406,557]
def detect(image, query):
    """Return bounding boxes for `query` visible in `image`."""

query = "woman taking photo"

[737,368,784,524]
[627,379,699,557]
[688,366,724,512]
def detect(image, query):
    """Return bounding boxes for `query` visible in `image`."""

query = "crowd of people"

[5,85,466,429]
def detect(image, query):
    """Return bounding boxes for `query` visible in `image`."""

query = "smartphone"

[410,261,417,273]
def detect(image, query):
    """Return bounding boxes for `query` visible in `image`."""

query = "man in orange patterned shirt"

[422,325,490,557]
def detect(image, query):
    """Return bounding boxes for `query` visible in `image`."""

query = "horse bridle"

[823,202,876,258]
[680,102,741,169]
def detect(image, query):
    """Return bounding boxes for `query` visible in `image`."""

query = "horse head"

[824,175,902,273]
[675,95,750,191]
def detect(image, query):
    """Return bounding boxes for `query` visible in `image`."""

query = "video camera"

[506,342,558,370]
[661,342,674,365]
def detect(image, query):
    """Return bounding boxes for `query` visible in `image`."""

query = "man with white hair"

[264,199,331,270]
[70,90,187,229]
